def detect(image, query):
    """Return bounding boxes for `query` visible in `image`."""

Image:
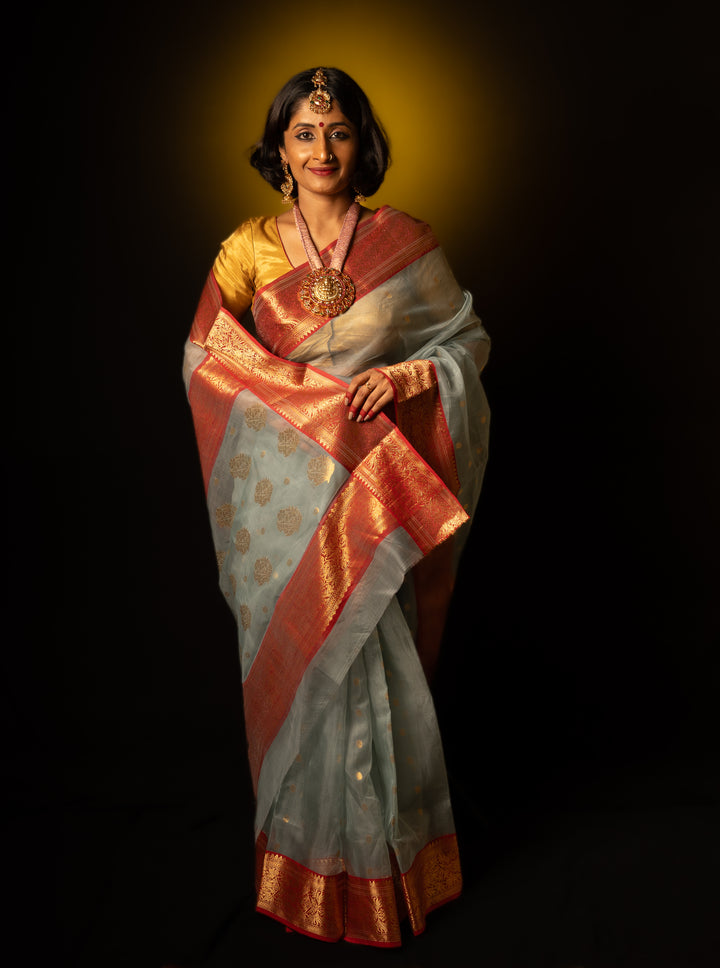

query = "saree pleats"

[185,207,489,944]
[254,600,462,946]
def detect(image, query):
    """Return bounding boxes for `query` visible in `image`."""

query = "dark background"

[6,2,718,966]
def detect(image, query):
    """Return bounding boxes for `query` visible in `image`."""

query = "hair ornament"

[308,69,332,114]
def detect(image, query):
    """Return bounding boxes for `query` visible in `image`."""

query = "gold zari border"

[380,359,461,496]
[254,833,462,947]
[187,355,242,492]
[381,359,437,405]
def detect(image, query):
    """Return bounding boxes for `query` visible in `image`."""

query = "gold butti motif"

[245,403,266,431]
[307,454,335,486]
[234,528,251,554]
[254,557,273,585]
[215,503,236,528]
[276,506,302,536]
[277,427,299,456]
[239,604,252,630]
[229,452,252,479]
[254,478,274,506]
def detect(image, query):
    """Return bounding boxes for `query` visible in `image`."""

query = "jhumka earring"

[308,68,332,114]
[353,187,366,204]
[280,160,294,204]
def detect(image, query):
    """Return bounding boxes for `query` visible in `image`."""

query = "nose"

[314,136,334,162]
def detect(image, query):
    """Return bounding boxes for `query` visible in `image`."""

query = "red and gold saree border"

[254,831,462,947]
[253,207,439,358]
[242,474,397,787]
[186,354,242,493]
[189,266,222,346]
[197,304,467,556]
[379,358,461,497]
[187,274,237,491]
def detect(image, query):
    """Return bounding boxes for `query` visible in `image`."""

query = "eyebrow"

[291,121,351,130]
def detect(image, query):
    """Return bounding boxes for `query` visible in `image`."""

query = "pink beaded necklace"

[293,201,360,318]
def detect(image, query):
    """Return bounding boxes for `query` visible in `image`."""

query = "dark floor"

[11,742,718,968]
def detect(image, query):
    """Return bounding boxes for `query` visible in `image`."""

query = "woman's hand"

[345,369,395,422]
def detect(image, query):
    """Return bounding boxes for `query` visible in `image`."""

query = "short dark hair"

[249,67,391,200]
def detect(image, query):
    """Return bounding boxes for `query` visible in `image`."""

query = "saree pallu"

[184,208,490,946]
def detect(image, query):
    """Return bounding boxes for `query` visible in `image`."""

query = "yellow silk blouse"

[212,217,293,320]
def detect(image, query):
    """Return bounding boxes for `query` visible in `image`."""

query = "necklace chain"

[293,202,360,270]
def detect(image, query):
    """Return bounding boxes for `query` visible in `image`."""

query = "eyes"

[294,128,351,142]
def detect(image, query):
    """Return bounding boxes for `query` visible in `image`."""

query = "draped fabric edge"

[254,830,462,947]
[377,358,460,496]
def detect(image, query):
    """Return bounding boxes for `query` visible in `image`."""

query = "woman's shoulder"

[215,213,293,294]
[217,215,283,279]
[221,214,278,248]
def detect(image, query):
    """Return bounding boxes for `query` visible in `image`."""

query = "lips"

[308,167,338,175]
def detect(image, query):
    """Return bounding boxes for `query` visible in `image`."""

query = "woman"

[184,67,490,947]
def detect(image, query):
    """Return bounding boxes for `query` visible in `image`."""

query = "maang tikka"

[308,68,332,114]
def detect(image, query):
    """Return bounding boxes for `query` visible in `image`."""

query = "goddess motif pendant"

[298,266,356,318]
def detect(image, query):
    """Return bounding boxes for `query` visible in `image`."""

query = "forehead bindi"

[286,105,353,132]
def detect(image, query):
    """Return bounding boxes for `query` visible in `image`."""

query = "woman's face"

[280,101,359,202]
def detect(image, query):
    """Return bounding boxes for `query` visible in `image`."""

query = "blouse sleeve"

[212,220,256,319]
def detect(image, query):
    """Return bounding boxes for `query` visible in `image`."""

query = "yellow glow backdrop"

[156,0,534,274]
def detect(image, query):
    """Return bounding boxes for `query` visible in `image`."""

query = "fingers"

[357,386,393,421]
[345,379,375,421]
[345,370,393,422]
[344,370,377,403]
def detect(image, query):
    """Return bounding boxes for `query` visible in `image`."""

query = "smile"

[308,167,338,176]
